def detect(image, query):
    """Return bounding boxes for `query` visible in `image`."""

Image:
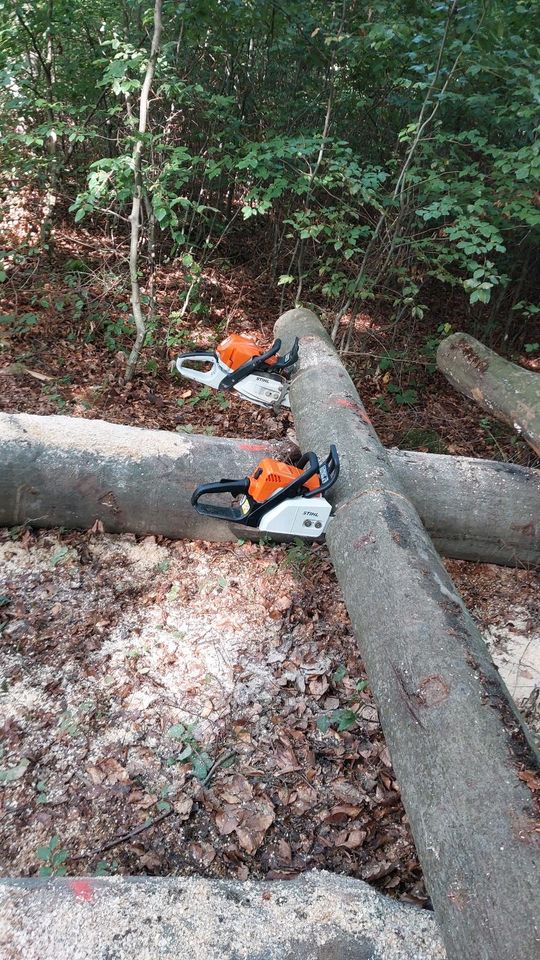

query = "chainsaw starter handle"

[191,477,250,522]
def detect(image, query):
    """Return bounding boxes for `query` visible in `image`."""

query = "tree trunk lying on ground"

[1,412,539,567]
[437,332,540,456]
[0,873,445,960]
[274,308,540,960]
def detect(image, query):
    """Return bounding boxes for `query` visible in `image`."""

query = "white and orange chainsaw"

[191,446,340,540]
[176,333,299,409]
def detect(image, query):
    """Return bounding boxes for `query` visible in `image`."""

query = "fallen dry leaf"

[173,796,194,819]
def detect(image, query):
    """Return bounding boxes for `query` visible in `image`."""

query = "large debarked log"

[275,309,540,960]
[1,412,539,567]
[437,332,540,455]
[0,873,445,960]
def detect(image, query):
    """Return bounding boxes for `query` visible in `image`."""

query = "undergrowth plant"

[1,1,538,367]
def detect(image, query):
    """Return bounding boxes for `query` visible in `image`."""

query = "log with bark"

[0,873,445,960]
[437,332,540,456]
[274,308,540,960]
[1,412,539,567]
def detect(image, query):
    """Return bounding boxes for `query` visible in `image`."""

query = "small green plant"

[36,778,48,804]
[332,664,347,684]
[167,722,214,781]
[36,836,69,876]
[155,785,173,813]
[524,342,539,354]
[283,537,315,574]
[400,427,447,454]
[317,707,358,733]
[0,312,39,335]
[479,417,508,459]
[387,383,418,406]
[423,323,453,372]
[166,582,180,601]
[94,859,118,876]
[214,392,231,410]
[42,385,67,411]
[378,349,405,372]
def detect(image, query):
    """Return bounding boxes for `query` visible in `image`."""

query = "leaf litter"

[0,229,538,903]
[1,524,538,905]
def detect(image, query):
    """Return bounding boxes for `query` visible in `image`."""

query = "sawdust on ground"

[1,527,538,898]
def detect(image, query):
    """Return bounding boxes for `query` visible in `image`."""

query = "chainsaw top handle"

[219,337,299,390]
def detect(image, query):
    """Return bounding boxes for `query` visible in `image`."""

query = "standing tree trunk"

[40,0,57,249]
[437,333,540,456]
[275,308,540,960]
[125,0,163,382]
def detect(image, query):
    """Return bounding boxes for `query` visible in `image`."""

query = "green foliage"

[36,836,69,877]
[400,427,447,455]
[283,537,316,574]
[317,708,358,733]
[1,0,539,338]
[166,721,213,782]
[387,384,418,406]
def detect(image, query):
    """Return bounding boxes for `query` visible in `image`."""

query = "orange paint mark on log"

[334,398,372,424]
[239,442,271,452]
[69,879,94,901]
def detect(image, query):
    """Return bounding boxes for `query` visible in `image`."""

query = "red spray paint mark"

[334,397,372,425]
[239,442,271,452]
[69,879,94,902]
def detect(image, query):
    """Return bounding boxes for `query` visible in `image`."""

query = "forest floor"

[1,214,539,899]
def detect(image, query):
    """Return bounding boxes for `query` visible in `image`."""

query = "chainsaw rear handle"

[191,477,249,522]
[304,444,340,498]
[274,336,299,370]
[175,351,225,389]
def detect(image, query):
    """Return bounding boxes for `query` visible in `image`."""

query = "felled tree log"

[1,412,539,566]
[0,873,445,960]
[0,412,296,543]
[437,332,540,455]
[275,308,540,960]
[388,449,539,566]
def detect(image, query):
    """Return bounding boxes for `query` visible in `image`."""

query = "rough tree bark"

[274,308,540,960]
[437,332,540,456]
[1,412,538,567]
[125,0,163,382]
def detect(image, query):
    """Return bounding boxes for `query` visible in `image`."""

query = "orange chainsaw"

[191,446,339,539]
[176,333,299,408]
